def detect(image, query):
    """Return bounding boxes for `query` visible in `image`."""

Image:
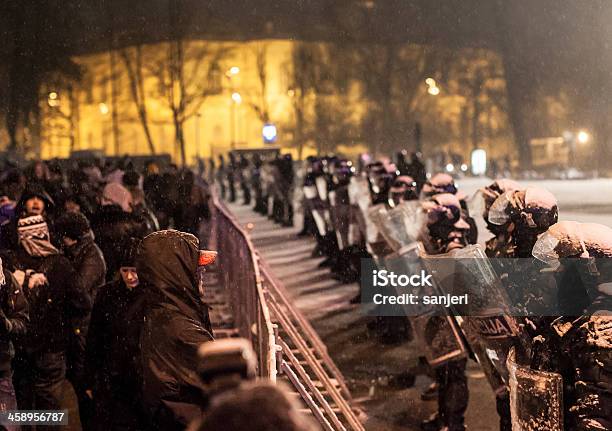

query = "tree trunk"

[109,49,121,155]
[495,0,533,168]
[120,47,156,155]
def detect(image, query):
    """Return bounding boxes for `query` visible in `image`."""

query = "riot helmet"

[423,193,471,253]
[489,187,558,234]
[533,221,612,314]
[470,179,521,234]
[488,187,558,257]
[421,173,458,199]
[366,161,396,204]
[389,175,418,207]
[331,160,353,187]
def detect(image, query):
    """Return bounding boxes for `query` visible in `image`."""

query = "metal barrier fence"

[211,195,277,380]
[211,194,365,430]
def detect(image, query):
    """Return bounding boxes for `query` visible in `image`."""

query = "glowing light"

[47,91,60,107]
[445,163,454,172]
[231,92,242,104]
[428,86,440,96]
[287,89,295,97]
[577,130,590,144]
[471,149,487,176]
[99,103,109,115]
[460,164,468,172]
[425,78,436,86]
[262,123,277,143]
[228,66,240,75]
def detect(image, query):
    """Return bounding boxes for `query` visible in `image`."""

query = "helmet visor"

[488,191,513,225]
[532,231,562,268]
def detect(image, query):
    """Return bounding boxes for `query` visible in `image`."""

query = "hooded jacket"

[137,230,213,431]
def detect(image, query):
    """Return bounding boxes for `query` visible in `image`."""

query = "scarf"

[17,215,59,257]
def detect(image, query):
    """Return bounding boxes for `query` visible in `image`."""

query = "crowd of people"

[221,149,610,431]
[0,157,313,431]
[1,149,609,431]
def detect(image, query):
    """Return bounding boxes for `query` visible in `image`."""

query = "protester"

[7,215,91,417]
[54,211,106,429]
[137,230,214,430]
[85,238,147,431]
[91,182,150,280]
[0,260,28,430]
[175,170,211,235]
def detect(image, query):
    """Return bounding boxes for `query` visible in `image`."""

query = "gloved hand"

[12,270,25,288]
[28,273,48,290]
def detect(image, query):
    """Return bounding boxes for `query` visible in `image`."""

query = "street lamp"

[425,78,440,96]
[577,130,590,144]
[48,91,60,107]
[99,102,109,115]
[230,92,241,149]
[225,67,241,149]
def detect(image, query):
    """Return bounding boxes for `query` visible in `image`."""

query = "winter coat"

[137,230,213,431]
[143,174,164,213]
[175,181,210,235]
[4,249,91,354]
[90,205,150,280]
[64,233,107,375]
[65,233,107,301]
[0,266,28,377]
[85,279,147,431]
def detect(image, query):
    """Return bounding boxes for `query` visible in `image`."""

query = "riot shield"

[379,244,468,366]
[315,176,329,201]
[365,204,393,260]
[347,177,370,246]
[419,244,526,387]
[491,257,560,317]
[303,185,318,200]
[368,201,423,253]
[507,348,564,431]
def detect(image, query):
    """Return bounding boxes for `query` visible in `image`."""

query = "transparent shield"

[413,313,468,367]
[488,191,513,225]
[419,244,524,384]
[303,185,318,200]
[507,348,564,431]
[369,201,422,252]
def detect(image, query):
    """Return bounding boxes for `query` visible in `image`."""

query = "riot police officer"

[251,154,266,214]
[421,173,478,244]
[227,153,237,203]
[525,221,612,431]
[472,179,521,258]
[486,186,559,430]
[328,159,358,283]
[420,193,473,431]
